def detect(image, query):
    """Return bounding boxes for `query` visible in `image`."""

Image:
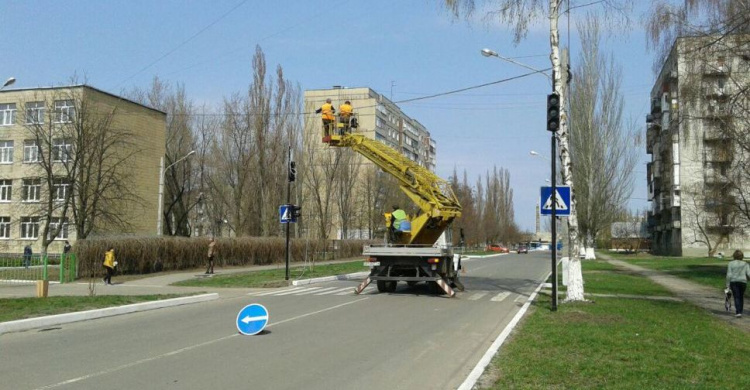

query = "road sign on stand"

[279,204,292,223]
[236,304,269,336]
[540,186,571,216]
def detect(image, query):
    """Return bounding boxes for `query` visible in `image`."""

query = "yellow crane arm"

[325,133,461,245]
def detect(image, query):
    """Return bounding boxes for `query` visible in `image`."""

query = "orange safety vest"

[320,103,334,121]
[339,103,352,117]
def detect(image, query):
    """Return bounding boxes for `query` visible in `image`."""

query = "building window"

[53,178,70,201]
[22,178,41,202]
[0,179,11,202]
[54,100,75,123]
[0,217,9,239]
[23,140,40,163]
[48,217,69,240]
[0,141,13,163]
[53,139,73,162]
[25,102,45,124]
[20,217,40,239]
[0,103,16,126]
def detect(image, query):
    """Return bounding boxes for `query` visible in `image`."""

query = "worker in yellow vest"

[315,98,336,137]
[339,100,353,134]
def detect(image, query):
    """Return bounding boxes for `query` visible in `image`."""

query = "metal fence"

[0,253,77,284]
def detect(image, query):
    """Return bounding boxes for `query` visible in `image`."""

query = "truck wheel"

[377,280,397,292]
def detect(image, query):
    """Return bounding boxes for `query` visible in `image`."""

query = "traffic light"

[292,205,302,221]
[288,161,297,182]
[547,93,560,132]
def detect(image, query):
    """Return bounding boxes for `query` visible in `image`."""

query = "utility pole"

[285,145,292,281]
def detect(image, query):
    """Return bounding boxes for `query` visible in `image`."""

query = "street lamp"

[157,150,196,235]
[480,49,551,81]
[530,150,551,161]
[485,48,559,310]
[1,77,16,90]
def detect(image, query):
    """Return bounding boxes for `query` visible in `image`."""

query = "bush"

[75,236,377,277]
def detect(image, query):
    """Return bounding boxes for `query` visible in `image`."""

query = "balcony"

[706,104,730,118]
[703,63,731,75]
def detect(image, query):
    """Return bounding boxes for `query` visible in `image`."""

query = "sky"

[0,0,656,233]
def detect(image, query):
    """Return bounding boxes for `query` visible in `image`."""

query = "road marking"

[275,287,321,296]
[514,295,527,303]
[35,298,369,390]
[467,292,488,301]
[314,287,351,295]
[307,287,339,295]
[457,276,549,390]
[290,287,328,295]
[250,287,305,296]
[491,292,510,302]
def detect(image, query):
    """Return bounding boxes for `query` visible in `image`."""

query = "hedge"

[74,236,378,277]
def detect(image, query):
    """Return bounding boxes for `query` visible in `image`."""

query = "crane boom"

[324,133,461,245]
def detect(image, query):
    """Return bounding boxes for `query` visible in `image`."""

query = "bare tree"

[444,0,632,301]
[22,86,141,259]
[127,77,197,236]
[203,46,301,238]
[569,16,639,255]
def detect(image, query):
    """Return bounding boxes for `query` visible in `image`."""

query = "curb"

[292,272,370,286]
[0,293,219,335]
[457,274,549,390]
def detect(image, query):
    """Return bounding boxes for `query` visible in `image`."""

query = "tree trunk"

[549,0,584,301]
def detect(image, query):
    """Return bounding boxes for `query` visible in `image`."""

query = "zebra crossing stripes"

[467,292,488,301]
[247,285,514,301]
[490,292,511,302]
[275,287,322,296]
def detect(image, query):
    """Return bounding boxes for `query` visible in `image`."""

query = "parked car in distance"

[517,245,528,254]
[487,244,509,253]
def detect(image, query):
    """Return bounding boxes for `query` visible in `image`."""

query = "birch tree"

[444,0,631,301]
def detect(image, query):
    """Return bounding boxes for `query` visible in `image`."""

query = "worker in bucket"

[315,98,336,137]
[339,100,353,134]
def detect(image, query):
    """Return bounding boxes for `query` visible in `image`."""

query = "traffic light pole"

[285,145,291,282]
[551,134,558,311]
[549,75,559,312]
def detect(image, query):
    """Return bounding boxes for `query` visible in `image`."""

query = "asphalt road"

[0,251,550,390]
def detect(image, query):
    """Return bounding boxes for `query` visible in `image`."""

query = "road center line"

[35,297,369,389]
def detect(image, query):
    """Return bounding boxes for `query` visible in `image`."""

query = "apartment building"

[646,36,750,256]
[303,87,437,239]
[0,85,166,252]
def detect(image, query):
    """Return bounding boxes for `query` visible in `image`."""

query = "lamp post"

[157,150,196,235]
[481,49,551,81]
[1,77,16,91]
[485,48,559,310]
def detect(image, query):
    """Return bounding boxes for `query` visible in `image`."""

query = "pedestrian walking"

[103,247,116,285]
[206,238,216,275]
[63,240,72,255]
[726,249,750,318]
[23,245,32,269]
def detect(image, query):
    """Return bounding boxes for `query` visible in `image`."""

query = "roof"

[0,84,167,116]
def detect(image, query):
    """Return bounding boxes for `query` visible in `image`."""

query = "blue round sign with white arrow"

[236,304,269,336]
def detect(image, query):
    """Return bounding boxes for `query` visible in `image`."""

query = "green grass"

[563,259,673,296]
[0,294,187,323]
[488,294,750,389]
[172,261,370,288]
[605,251,732,290]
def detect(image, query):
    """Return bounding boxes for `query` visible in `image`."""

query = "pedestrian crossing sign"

[279,204,293,223]
[540,186,570,216]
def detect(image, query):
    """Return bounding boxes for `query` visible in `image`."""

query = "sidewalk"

[0,258,360,300]
[597,252,750,333]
